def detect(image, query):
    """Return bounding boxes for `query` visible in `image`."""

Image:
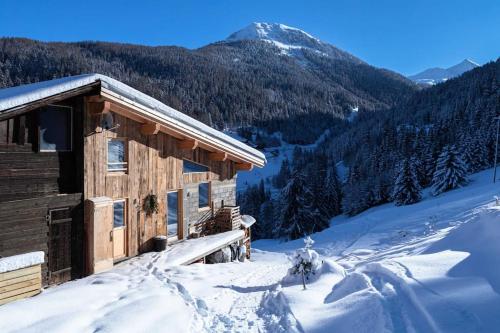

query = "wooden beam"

[208,152,227,161]
[87,100,111,115]
[235,162,253,171]
[177,139,198,150]
[140,122,160,135]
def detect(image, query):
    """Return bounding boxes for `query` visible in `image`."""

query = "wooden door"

[112,200,127,260]
[48,207,72,285]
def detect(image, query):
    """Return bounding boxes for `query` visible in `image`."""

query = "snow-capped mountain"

[409,59,479,86]
[226,22,364,64]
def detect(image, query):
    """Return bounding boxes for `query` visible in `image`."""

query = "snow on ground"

[2,169,500,332]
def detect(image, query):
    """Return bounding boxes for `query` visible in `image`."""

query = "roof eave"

[100,86,266,168]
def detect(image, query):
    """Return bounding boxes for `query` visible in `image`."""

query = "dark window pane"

[167,192,178,237]
[199,183,209,208]
[183,159,209,173]
[108,139,127,171]
[39,106,71,151]
[113,201,125,228]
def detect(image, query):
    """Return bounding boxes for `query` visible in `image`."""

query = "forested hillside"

[0,37,415,143]
[241,59,499,240]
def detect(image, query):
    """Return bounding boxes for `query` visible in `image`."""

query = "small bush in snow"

[288,236,322,290]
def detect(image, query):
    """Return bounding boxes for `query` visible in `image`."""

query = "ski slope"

[1,169,500,332]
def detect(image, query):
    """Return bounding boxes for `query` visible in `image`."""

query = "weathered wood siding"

[0,96,86,286]
[0,194,83,286]
[83,103,237,255]
[0,97,84,202]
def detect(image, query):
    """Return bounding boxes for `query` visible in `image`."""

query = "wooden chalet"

[0,74,265,287]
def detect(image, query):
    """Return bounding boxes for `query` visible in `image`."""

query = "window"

[167,192,179,238]
[183,159,209,173]
[113,200,125,228]
[108,139,127,172]
[199,182,210,209]
[39,105,72,151]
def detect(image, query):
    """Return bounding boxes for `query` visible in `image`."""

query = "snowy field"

[1,169,500,332]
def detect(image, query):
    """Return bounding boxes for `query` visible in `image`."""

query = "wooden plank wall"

[0,265,42,305]
[0,97,84,202]
[0,194,83,286]
[83,103,236,255]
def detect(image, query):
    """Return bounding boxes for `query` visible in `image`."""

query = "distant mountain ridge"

[409,59,479,86]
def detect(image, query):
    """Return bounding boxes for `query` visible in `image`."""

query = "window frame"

[182,159,210,174]
[198,182,211,211]
[112,199,126,229]
[107,137,128,173]
[38,104,73,152]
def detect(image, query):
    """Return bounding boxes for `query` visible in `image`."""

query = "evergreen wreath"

[144,194,159,216]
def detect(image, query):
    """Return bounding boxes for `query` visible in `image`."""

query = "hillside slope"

[1,168,500,332]
[0,28,416,143]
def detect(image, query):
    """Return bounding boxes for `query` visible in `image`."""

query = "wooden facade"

[0,75,263,288]
[83,98,237,257]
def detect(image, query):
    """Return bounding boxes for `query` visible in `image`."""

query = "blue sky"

[0,0,498,75]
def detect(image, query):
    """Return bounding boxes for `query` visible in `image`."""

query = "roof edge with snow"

[0,74,266,167]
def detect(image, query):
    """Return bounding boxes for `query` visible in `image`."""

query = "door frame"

[166,189,183,241]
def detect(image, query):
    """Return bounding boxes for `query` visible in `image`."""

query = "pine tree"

[288,236,322,290]
[257,199,276,239]
[322,167,343,217]
[277,170,328,240]
[392,158,422,205]
[470,137,489,172]
[273,158,291,188]
[432,145,469,195]
[411,156,426,187]
[342,181,371,216]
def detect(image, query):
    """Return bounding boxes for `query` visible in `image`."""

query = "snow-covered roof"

[0,74,266,167]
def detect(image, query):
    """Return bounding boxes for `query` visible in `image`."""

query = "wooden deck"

[163,230,245,267]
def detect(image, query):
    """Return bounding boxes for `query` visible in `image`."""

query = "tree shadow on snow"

[215,283,278,293]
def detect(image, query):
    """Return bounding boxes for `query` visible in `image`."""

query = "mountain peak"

[226,22,318,44]
[460,58,480,66]
[225,22,363,64]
